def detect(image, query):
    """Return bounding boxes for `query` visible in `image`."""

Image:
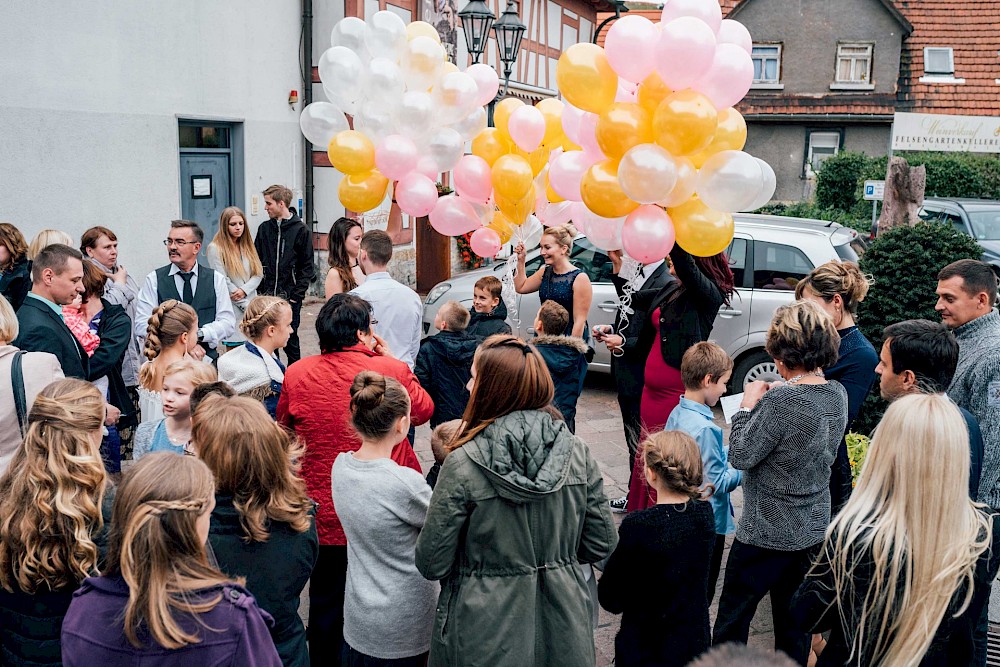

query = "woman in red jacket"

[277,293,433,667]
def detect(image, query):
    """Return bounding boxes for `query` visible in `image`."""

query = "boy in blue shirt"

[664,341,742,603]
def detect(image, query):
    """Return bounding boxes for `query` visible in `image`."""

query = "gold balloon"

[652,90,719,157]
[636,72,672,117]
[492,154,535,201]
[339,170,390,213]
[488,211,516,244]
[559,136,582,152]
[516,146,551,177]
[668,197,735,257]
[581,160,640,219]
[546,176,565,203]
[535,98,566,146]
[494,98,524,142]
[471,128,511,167]
[327,130,375,176]
[596,102,653,160]
[495,191,533,225]
[406,21,441,43]
[687,107,748,168]
[556,43,618,115]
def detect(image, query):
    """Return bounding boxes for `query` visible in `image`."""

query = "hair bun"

[350,371,387,411]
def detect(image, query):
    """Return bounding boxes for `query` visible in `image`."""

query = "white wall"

[0,0,305,277]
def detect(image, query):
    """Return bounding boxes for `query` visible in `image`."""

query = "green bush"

[815,152,870,212]
[851,222,984,433]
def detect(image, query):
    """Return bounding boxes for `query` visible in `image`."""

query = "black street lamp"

[493,0,526,95]
[458,0,495,64]
[458,0,525,126]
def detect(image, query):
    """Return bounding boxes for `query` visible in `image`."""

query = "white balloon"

[513,215,544,250]
[354,101,396,145]
[617,144,678,204]
[365,11,407,60]
[451,106,488,142]
[428,127,464,172]
[742,159,777,211]
[299,102,349,147]
[717,19,753,54]
[696,150,764,212]
[366,57,405,105]
[660,0,722,34]
[393,91,436,141]
[402,36,445,92]
[330,17,368,56]
[585,212,625,251]
[434,71,479,125]
[318,47,366,115]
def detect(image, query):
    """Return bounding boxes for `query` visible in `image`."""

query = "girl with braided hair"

[217,296,292,418]
[60,452,282,665]
[598,430,717,667]
[0,378,111,665]
[134,359,217,460]
[137,299,198,423]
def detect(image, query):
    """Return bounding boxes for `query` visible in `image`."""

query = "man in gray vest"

[134,220,235,361]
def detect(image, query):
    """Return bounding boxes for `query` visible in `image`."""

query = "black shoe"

[609,495,627,513]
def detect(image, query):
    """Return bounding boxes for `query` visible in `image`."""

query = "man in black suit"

[12,244,88,379]
[599,252,672,512]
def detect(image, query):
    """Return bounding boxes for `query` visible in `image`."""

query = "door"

[179,153,231,259]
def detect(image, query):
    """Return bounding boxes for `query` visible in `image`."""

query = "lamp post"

[458,0,525,126]
[458,0,495,64]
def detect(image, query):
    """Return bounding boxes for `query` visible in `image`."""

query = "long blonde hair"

[139,300,198,389]
[195,395,312,542]
[210,207,263,282]
[105,453,238,649]
[816,393,991,665]
[0,379,107,594]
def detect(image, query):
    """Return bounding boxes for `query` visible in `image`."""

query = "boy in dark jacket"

[414,300,480,427]
[466,275,511,339]
[533,301,588,433]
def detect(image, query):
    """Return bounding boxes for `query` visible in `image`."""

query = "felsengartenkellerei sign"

[891,111,1000,153]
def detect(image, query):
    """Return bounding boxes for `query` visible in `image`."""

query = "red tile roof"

[739,93,897,118]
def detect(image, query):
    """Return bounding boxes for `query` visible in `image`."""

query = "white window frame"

[832,42,874,90]
[806,131,841,177]
[920,47,965,83]
[751,44,783,90]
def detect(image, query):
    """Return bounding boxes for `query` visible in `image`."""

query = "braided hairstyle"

[641,430,713,501]
[139,300,197,388]
[239,296,291,342]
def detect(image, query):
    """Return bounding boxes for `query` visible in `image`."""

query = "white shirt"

[350,272,423,369]
[134,263,237,347]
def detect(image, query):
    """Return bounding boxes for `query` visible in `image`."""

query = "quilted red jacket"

[277,344,433,545]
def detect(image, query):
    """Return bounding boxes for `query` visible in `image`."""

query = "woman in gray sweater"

[712,301,848,666]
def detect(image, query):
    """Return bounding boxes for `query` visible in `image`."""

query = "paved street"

[296,297,778,664]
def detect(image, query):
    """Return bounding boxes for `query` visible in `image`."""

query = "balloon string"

[501,253,520,330]
[612,256,642,359]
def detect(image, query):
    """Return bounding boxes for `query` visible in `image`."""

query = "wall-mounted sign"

[191,175,212,199]
[892,112,1000,153]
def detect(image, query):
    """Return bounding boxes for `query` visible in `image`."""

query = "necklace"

[786,370,825,384]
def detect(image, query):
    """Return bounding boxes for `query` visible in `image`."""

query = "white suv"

[422,214,866,390]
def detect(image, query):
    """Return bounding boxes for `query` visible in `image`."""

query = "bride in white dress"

[137,299,200,423]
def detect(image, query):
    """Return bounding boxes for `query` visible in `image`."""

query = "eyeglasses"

[163,239,196,247]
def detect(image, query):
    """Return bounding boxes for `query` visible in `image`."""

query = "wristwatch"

[196,328,205,343]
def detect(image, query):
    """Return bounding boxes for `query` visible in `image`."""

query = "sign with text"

[864,180,885,201]
[892,112,1000,153]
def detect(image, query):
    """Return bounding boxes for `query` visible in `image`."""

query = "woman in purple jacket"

[61,453,282,666]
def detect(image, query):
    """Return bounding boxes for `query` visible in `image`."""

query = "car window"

[967,210,1000,240]
[726,238,748,288]
[753,241,813,290]
[571,237,614,283]
[940,212,967,235]
[835,240,863,262]
[918,206,942,223]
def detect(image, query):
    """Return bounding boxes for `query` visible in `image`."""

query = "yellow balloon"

[556,43,618,115]
[687,107,748,168]
[406,21,441,43]
[494,98,524,142]
[668,197,735,257]
[339,170,390,213]
[559,136,582,152]
[495,191,532,225]
[652,90,718,157]
[581,160,640,219]
[596,103,653,160]
[535,98,566,146]
[546,176,565,203]
[516,146,550,177]
[636,72,672,117]
[488,211,515,244]
[492,154,534,201]
[328,130,375,176]
[471,128,511,167]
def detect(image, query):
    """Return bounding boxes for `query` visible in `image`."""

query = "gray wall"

[734,0,904,94]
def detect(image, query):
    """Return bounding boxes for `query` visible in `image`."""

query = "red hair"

[694,252,735,305]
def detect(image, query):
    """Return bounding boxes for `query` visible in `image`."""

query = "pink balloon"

[615,80,638,103]
[548,151,591,202]
[538,200,575,227]
[585,212,624,251]
[469,227,502,258]
[718,19,752,54]
[508,105,546,153]
[561,103,587,145]
[622,205,676,264]
[605,15,658,84]
[453,155,493,204]
[466,63,500,107]
[694,43,755,110]
[415,155,440,180]
[661,0,722,33]
[654,17,717,91]
[396,173,439,217]
[576,113,605,163]
[429,195,480,236]
[374,135,418,181]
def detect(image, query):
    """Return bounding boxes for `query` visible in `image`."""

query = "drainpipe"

[302,0,316,273]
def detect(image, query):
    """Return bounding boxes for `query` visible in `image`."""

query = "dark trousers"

[713,540,818,666]
[707,533,726,603]
[309,544,349,667]
[973,580,991,667]
[285,299,303,365]
[341,643,428,667]
[829,440,853,515]
[618,392,643,484]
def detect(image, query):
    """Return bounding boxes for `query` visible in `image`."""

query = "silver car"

[422,214,866,389]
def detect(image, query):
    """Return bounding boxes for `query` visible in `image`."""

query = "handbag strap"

[11,351,28,437]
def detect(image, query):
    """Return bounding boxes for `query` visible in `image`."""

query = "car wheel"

[732,350,781,392]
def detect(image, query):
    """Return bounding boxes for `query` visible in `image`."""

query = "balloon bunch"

[540,0,776,259]
[299,13,501,216]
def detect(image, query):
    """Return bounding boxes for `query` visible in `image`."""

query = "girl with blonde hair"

[217,296,292,418]
[196,395,317,666]
[207,207,264,344]
[27,229,74,260]
[60,452,282,664]
[0,379,110,665]
[137,299,199,423]
[134,358,217,460]
[792,393,1000,666]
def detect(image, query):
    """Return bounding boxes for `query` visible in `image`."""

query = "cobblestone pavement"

[296,298,777,664]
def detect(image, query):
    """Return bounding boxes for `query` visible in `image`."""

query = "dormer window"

[924,47,955,75]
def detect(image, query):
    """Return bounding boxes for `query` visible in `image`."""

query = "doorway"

[178,121,243,258]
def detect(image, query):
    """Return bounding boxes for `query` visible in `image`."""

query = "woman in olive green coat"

[415,335,617,667]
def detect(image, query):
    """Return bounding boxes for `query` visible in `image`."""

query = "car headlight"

[425,282,452,305]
